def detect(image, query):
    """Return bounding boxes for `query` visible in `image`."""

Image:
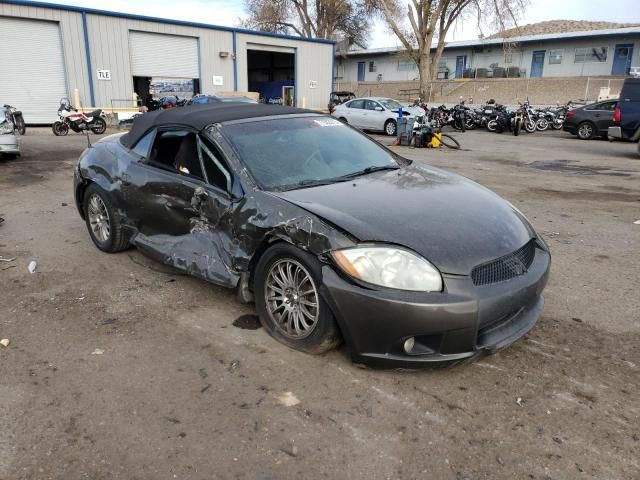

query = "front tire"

[536,118,549,131]
[52,121,68,136]
[91,117,107,135]
[384,119,397,136]
[525,119,536,133]
[254,243,341,354]
[83,183,131,253]
[513,118,522,136]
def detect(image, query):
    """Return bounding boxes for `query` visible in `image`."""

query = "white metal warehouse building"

[0,0,335,123]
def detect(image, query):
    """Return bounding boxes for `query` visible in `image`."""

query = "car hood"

[273,164,535,275]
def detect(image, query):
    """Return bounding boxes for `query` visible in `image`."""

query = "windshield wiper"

[335,164,400,180]
[280,165,400,191]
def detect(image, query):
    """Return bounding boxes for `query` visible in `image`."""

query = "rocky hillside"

[487,20,640,39]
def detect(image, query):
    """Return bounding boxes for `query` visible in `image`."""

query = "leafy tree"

[373,0,528,97]
[242,0,371,47]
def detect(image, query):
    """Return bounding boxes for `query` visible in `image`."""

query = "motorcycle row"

[416,99,571,136]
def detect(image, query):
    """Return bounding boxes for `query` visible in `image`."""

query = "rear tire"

[91,117,107,135]
[439,134,460,149]
[577,121,595,140]
[536,118,549,131]
[83,183,131,253]
[487,120,498,132]
[384,119,397,136]
[254,243,341,355]
[513,118,522,136]
[525,119,536,133]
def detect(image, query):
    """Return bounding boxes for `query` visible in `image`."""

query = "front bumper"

[0,134,20,155]
[321,246,550,368]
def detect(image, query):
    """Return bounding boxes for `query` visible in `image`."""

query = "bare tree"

[242,0,371,47]
[373,0,528,98]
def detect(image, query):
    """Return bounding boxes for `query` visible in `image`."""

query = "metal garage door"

[0,17,67,124]
[129,31,199,78]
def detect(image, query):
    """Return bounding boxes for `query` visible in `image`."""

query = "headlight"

[332,246,442,292]
[0,122,13,135]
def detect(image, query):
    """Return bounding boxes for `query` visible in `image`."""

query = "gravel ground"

[0,128,639,480]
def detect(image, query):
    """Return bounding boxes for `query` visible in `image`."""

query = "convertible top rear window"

[220,116,398,190]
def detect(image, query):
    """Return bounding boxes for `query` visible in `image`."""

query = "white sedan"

[331,97,424,136]
[0,109,20,159]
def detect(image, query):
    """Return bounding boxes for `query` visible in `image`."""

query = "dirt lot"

[1,128,639,480]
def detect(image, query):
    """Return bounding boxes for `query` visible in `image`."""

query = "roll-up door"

[0,17,67,123]
[129,31,199,78]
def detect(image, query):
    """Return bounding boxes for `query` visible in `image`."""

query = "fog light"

[403,337,415,354]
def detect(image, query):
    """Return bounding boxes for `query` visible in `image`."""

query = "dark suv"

[608,78,640,155]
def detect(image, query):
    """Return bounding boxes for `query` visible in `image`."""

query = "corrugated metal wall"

[0,2,333,112]
[84,14,235,108]
[236,33,333,109]
[0,2,91,107]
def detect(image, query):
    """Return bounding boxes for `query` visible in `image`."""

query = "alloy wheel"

[578,123,593,139]
[264,259,319,339]
[87,193,111,243]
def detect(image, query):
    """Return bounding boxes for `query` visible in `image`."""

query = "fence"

[334,76,627,106]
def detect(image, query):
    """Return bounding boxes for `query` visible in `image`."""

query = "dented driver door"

[129,130,239,287]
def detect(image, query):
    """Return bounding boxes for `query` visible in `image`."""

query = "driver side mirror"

[375,106,383,111]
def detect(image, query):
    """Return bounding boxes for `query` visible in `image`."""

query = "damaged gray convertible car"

[74,103,550,368]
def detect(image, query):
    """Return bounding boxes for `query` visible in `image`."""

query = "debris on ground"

[280,443,298,457]
[277,392,300,407]
[0,338,10,348]
[516,397,524,407]
[232,314,261,330]
[28,260,38,273]
[227,360,241,373]
[0,256,16,263]
[634,220,640,225]
[91,348,105,355]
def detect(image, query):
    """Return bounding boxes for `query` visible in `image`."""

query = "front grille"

[471,240,536,286]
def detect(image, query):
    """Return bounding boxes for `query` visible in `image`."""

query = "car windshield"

[378,99,403,110]
[219,115,400,191]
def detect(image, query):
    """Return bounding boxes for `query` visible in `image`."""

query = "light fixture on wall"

[219,51,229,58]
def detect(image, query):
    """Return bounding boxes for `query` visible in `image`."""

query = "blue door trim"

[530,50,545,78]
[612,44,634,75]
[81,12,96,107]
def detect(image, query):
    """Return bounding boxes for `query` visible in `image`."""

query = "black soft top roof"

[120,103,317,148]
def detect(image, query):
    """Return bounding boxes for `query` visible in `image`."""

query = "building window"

[438,58,448,69]
[504,53,513,64]
[549,49,563,64]
[398,60,417,71]
[574,47,608,63]
[369,61,376,72]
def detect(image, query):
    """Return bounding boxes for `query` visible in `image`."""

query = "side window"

[147,130,204,181]
[198,135,232,192]
[132,130,154,157]
[348,99,364,109]
[601,101,616,111]
[365,100,380,110]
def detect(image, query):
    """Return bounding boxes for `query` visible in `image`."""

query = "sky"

[45,0,640,48]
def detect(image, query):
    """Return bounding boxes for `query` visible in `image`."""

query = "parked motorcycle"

[3,104,26,135]
[487,104,511,133]
[52,98,107,136]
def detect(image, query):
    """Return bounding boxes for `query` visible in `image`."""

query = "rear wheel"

[439,134,460,149]
[15,116,26,135]
[577,121,595,140]
[52,121,68,136]
[487,120,498,132]
[254,243,341,354]
[91,117,107,135]
[536,118,549,131]
[525,119,536,133]
[384,119,397,136]
[83,183,131,253]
